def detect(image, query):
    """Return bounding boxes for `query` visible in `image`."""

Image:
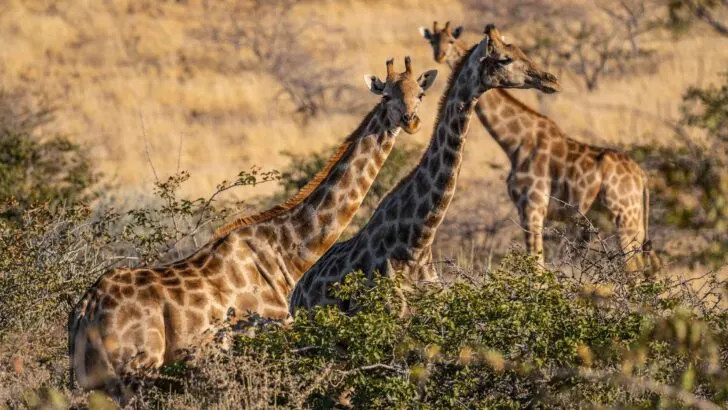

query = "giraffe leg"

[615,212,644,272]
[520,205,547,267]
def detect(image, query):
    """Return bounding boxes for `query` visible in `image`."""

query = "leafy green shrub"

[0,89,95,211]
[138,253,728,409]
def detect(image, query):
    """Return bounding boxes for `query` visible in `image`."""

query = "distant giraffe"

[68,57,438,397]
[421,21,654,267]
[290,25,560,314]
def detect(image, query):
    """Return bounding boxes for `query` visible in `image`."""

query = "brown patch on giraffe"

[202,256,223,276]
[353,157,368,171]
[179,268,198,279]
[189,292,208,308]
[533,155,548,174]
[336,203,358,225]
[190,253,210,269]
[507,119,521,134]
[116,271,133,285]
[317,212,333,228]
[108,285,122,300]
[236,293,259,312]
[134,270,155,287]
[167,288,186,305]
[101,295,119,310]
[357,175,369,192]
[136,288,156,307]
[366,163,378,179]
[501,106,516,117]
[216,237,233,256]
[121,286,135,299]
[117,304,142,329]
[442,147,459,168]
[295,217,314,240]
[185,278,204,291]
[186,311,205,334]
[260,289,282,307]
[162,276,182,287]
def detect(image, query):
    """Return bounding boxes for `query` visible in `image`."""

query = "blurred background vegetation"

[1,0,728,408]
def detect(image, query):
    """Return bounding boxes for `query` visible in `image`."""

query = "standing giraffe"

[68,57,438,395]
[421,21,654,267]
[290,25,559,314]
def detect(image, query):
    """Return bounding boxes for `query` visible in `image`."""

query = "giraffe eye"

[500,57,513,65]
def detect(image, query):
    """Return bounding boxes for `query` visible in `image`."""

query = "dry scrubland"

[3,0,728,408]
[2,0,728,260]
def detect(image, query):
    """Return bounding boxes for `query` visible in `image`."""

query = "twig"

[139,112,159,182]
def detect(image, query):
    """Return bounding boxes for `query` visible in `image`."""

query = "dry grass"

[3,0,725,202]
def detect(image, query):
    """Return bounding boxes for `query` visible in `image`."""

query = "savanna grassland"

[3,0,728,408]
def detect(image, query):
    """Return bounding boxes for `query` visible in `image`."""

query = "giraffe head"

[477,24,560,94]
[419,20,464,64]
[364,57,438,134]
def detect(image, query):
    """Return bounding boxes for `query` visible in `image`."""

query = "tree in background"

[666,0,728,36]
[195,0,363,122]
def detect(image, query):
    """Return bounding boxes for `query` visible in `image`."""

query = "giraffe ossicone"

[68,57,438,401]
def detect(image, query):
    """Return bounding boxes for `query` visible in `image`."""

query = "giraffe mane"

[433,44,478,127]
[214,105,382,238]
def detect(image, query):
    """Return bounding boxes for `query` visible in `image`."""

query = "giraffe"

[290,25,559,314]
[68,57,438,397]
[420,21,655,268]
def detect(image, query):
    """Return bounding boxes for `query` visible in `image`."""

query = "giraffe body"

[291,26,559,313]
[422,21,652,266]
[68,58,438,395]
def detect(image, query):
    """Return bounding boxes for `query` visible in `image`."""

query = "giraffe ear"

[417,69,438,91]
[452,26,463,39]
[419,27,432,40]
[364,74,386,95]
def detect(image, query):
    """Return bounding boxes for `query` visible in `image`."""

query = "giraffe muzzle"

[401,113,421,134]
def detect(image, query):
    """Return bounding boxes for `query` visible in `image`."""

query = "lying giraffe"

[421,21,654,267]
[68,57,438,396]
[290,25,559,314]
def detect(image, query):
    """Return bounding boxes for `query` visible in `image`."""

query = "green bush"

[140,253,728,409]
[0,89,95,211]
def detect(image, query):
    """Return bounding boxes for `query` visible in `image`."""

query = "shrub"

[0,89,95,211]
[132,253,728,409]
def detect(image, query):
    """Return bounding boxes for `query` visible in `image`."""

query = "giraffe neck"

[475,89,543,162]
[256,103,399,277]
[360,46,483,257]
